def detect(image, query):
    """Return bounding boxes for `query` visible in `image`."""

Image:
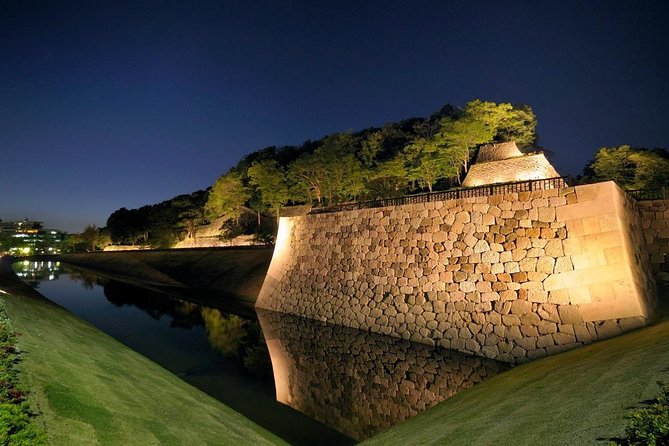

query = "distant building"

[0,219,66,255]
[461,141,560,188]
[0,219,43,233]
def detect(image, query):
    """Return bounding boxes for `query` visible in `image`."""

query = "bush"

[0,304,46,445]
[0,403,46,445]
[612,382,669,445]
[252,229,276,246]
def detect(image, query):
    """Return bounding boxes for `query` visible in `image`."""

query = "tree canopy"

[106,99,540,246]
[247,160,291,220]
[106,190,207,247]
[204,171,250,224]
[464,100,537,148]
[584,145,669,190]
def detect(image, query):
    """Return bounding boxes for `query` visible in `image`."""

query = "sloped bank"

[0,258,286,445]
[59,247,273,312]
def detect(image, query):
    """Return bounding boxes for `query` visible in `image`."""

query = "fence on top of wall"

[308,176,573,215]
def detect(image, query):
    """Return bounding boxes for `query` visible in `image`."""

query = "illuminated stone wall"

[474,141,523,163]
[461,153,560,188]
[257,181,656,363]
[638,199,669,275]
[257,309,507,441]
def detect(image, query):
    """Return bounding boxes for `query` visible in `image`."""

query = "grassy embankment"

[363,303,669,445]
[0,259,285,445]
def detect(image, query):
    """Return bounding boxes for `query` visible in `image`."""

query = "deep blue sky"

[1,0,668,232]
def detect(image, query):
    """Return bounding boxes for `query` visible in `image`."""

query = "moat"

[13,260,508,444]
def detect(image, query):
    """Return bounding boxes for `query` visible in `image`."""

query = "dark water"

[13,260,509,444]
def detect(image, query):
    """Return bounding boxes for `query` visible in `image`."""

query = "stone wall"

[462,153,560,188]
[474,141,523,163]
[257,181,656,363]
[257,309,507,441]
[61,247,273,303]
[638,200,669,275]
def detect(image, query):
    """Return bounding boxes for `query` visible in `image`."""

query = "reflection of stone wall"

[638,200,669,275]
[257,309,507,442]
[257,182,656,363]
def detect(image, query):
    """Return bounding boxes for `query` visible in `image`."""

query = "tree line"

[206,99,537,225]
[97,190,208,248]
[87,99,667,250]
[582,145,669,190]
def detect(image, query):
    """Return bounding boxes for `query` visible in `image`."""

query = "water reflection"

[17,262,511,443]
[11,260,62,286]
[97,279,273,378]
[67,268,105,290]
[258,309,510,441]
[16,265,353,445]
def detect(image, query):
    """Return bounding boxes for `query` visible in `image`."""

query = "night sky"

[1,1,668,232]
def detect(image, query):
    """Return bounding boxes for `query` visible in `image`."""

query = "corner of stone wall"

[612,182,657,318]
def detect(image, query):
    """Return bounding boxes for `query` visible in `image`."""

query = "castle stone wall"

[474,141,523,163]
[257,181,656,363]
[462,153,560,188]
[638,199,669,275]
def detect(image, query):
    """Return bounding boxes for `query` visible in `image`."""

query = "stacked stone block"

[257,181,656,363]
[258,309,507,441]
[638,199,669,275]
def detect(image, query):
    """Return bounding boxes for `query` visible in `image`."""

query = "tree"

[439,117,495,176]
[0,232,14,254]
[176,207,202,240]
[79,225,110,251]
[464,99,537,148]
[247,160,291,221]
[360,130,384,167]
[412,119,441,139]
[586,145,669,190]
[315,133,365,204]
[359,124,411,167]
[106,207,148,245]
[247,190,267,226]
[204,171,250,225]
[98,229,112,249]
[148,223,176,249]
[288,153,326,204]
[318,151,365,204]
[172,191,208,240]
[287,133,366,206]
[364,155,410,199]
[403,136,460,192]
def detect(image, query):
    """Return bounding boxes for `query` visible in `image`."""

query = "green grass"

[362,315,669,445]
[0,289,286,446]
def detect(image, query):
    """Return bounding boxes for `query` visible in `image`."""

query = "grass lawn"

[362,313,669,445]
[0,287,286,445]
